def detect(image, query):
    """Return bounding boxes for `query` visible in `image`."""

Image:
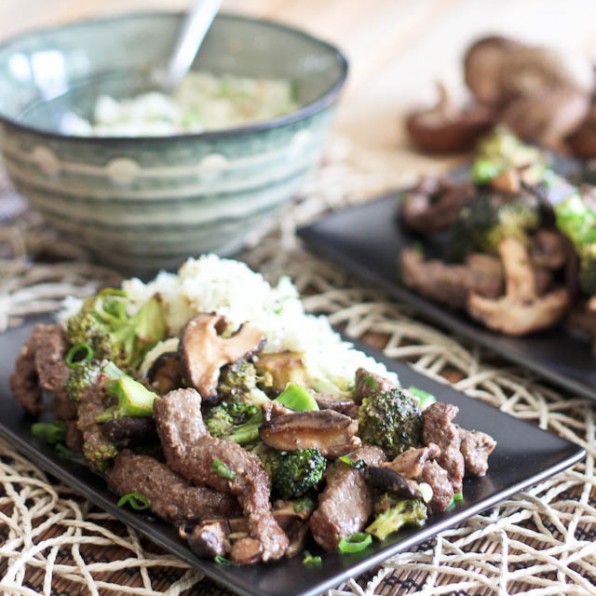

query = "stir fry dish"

[9,255,496,565]
[399,129,596,351]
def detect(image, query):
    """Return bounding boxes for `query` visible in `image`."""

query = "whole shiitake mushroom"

[407,34,596,158]
[405,83,495,153]
[463,35,523,105]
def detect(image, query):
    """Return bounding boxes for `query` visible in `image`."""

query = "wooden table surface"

[2,0,596,174]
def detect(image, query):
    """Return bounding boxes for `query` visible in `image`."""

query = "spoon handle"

[162,0,222,93]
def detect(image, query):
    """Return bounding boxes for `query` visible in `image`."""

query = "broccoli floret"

[358,388,422,458]
[64,361,102,402]
[471,128,546,185]
[66,289,166,374]
[555,191,596,295]
[262,447,326,500]
[83,431,118,471]
[95,375,159,423]
[204,401,263,445]
[449,191,540,259]
[365,495,427,541]
[217,361,270,406]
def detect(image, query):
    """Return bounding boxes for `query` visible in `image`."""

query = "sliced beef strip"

[421,460,454,513]
[352,368,398,404]
[65,420,84,453]
[106,451,240,525]
[10,330,43,416]
[52,394,78,421]
[401,177,475,234]
[10,324,73,418]
[401,249,504,309]
[34,324,70,398]
[458,427,497,476]
[422,403,465,493]
[154,388,288,563]
[309,446,386,552]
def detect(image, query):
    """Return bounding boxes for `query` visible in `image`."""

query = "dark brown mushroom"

[463,35,524,105]
[181,499,314,561]
[310,391,358,418]
[147,352,184,394]
[180,520,231,558]
[259,410,361,457]
[499,46,594,100]
[567,105,596,159]
[400,177,475,234]
[363,466,421,500]
[100,417,158,449]
[468,236,570,335]
[179,313,266,401]
[405,82,495,153]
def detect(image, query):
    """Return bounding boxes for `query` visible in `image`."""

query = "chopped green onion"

[65,343,94,368]
[471,159,502,184]
[453,491,463,503]
[363,373,378,391]
[338,532,373,554]
[211,459,237,481]
[407,386,436,409]
[31,420,67,445]
[338,455,367,470]
[302,551,322,566]
[117,492,150,510]
[214,556,234,566]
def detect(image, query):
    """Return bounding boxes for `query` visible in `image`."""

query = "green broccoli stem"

[229,413,263,444]
[95,376,158,423]
[275,382,319,411]
[365,499,427,541]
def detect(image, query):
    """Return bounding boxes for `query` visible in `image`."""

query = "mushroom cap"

[463,35,524,104]
[499,46,594,100]
[405,103,495,153]
[467,236,571,335]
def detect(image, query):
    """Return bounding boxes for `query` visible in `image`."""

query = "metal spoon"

[160,0,222,93]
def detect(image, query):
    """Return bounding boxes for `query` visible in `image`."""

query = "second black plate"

[298,194,596,402]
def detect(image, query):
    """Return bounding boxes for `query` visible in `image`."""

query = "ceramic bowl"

[0,11,348,274]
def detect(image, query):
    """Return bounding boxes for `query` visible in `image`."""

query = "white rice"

[63,72,298,136]
[124,255,399,392]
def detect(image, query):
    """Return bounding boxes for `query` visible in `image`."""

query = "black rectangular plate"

[298,194,596,403]
[0,321,586,596]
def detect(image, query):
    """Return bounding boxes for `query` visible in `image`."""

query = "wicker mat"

[0,138,594,595]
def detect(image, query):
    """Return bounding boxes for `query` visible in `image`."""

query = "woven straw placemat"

[0,138,594,595]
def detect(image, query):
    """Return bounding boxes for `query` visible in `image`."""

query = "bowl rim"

[0,10,349,143]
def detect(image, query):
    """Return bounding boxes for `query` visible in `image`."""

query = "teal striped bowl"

[0,12,348,274]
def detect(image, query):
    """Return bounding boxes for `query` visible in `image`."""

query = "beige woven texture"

[0,139,594,595]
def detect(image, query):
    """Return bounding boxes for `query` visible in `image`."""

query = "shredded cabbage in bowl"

[62,72,299,136]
